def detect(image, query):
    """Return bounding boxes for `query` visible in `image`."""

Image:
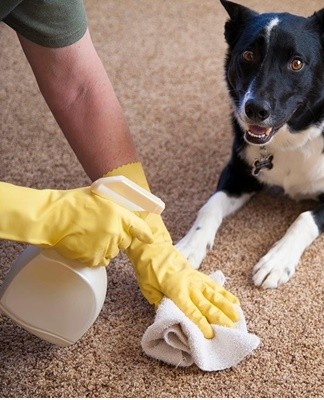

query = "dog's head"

[220,0,324,146]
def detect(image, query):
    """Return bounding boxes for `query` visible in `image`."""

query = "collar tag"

[252,147,274,176]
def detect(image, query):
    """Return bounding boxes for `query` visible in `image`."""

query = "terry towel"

[141,271,260,371]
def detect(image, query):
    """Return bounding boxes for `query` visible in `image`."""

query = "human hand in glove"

[125,213,240,338]
[0,181,153,267]
[105,162,240,338]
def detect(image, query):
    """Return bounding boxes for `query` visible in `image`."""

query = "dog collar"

[252,146,274,176]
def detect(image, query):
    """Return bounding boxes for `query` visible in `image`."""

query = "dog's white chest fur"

[243,124,324,199]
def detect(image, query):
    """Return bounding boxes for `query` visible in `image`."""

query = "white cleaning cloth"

[141,271,260,371]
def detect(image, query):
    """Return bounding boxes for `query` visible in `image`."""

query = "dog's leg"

[176,191,252,269]
[176,158,262,269]
[253,205,323,288]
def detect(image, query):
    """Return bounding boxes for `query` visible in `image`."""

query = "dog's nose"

[245,99,271,122]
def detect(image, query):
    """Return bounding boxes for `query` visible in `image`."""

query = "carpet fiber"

[0,0,323,397]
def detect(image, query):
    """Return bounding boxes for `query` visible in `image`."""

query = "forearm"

[52,66,138,181]
[18,29,138,181]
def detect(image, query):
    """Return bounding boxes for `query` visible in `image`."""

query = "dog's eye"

[242,51,255,64]
[289,58,304,71]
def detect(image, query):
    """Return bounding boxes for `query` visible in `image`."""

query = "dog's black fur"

[177,1,324,288]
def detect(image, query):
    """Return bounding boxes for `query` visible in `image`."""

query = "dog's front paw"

[176,224,215,270]
[252,241,299,288]
[252,211,319,288]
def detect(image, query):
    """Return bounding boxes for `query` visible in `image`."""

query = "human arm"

[18,29,137,181]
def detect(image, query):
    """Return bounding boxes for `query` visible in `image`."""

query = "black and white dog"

[177,0,324,288]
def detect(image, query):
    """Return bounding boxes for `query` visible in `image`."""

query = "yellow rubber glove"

[0,181,153,267]
[104,163,240,338]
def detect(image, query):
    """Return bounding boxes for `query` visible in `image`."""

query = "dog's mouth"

[245,125,276,145]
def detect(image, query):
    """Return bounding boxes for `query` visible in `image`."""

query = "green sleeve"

[3,0,88,48]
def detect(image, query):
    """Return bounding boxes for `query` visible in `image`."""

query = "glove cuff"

[0,182,61,245]
[103,162,150,191]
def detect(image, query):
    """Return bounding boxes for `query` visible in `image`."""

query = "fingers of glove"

[193,313,215,339]
[96,196,152,243]
[189,307,215,339]
[86,254,112,267]
[191,270,240,305]
[191,290,239,327]
[174,298,215,339]
[203,278,240,306]
[104,233,128,259]
[96,255,111,268]
[128,215,153,244]
[204,287,240,323]
[54,244,112,268]
[105,245,122,259]
[216,287,240,306]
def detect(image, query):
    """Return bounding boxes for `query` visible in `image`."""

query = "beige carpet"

[1,0,323,397]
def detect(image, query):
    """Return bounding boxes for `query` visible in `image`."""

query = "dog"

[176,0,324,289]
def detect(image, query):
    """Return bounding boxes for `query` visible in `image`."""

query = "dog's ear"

[308,8,324,46]
[308,8,324,31]
[219,0,258,46]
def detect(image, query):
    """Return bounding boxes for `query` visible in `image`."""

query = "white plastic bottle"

[0,246,107,346]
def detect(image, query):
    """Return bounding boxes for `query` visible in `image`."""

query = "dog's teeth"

[248,131,266,138]
[247,127,273,138]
